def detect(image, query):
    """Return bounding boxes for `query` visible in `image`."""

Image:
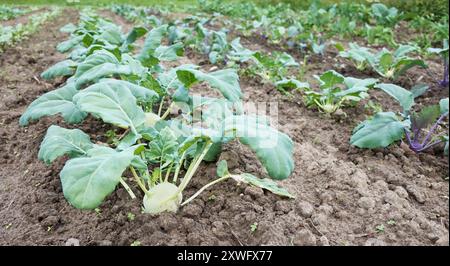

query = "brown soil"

[0,8,448,246]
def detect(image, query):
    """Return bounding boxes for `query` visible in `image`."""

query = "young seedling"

[250,222,258,233]
[375,224,385,233]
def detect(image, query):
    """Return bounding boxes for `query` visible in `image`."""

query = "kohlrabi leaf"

[137,25,168,64]
[57,35,83,53]
[275,79,310,90]
[124,26,148,47]
[41,60,78,80]
[216,160,230,177]
[343,77,378,89]
[154,42,184,61]
[73,80,145,133]
[38,125,93,164]
[74,50,120,78]
[393,58,427,79]
[145,126,179,165]
[75,63,132,89]
[393,45,417,58]
[223,115,294,180]
[233,173,294,198]
[378,52,394,73]
[375,83,414,112]
[350,112,409,148]
[117,131,142,151]
[19,82,87,126]
[316,70,345,88]
[60,23,77,33]
[440,98,449,114]
[411,84,429,99]
[98,78,159,103]
[411,105,441,130]
[176,68,242,103]
[60,146,137,209]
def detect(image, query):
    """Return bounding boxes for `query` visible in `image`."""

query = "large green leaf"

[154,42,184,61]
[38,125,93,164]
[316,70,345,88]
[343,77,378,89]
[351,112,409,148]
[75,63,132,89]
[124,26,148,47]
[98,27,123,46]
[137,25,168,63]
[375,83,414,112]
[411,84,429,99]
[19,83,87,126]
[74,50,119,78]
[41,60,78,80]
[57,35,83,53]
[275,79,310,90]
[73,80,145,133]
[411,105,440,130]
[98,78,159,102]
[394,45,417,58]
[223,115,294,180]
[60,146,137,209]
[394,58,427,79]
[176,68,242,103]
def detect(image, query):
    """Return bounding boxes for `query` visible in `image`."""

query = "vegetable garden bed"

[0,2,448,246]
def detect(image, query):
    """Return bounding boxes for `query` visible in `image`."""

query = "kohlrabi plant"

[428,39,449,87]
[340,43,427,79]
[351,83,449,155]
[370,3,400,27]
[20,13,295,214]
[246,51,299,83]
[300,70,378,115]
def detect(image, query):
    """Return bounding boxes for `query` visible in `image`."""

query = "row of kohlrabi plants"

[20,10,296,214]
[339,40,449,87]
[164,14,301,88]
[110,4,449,156]
[0,8,61,53]
[196,0,448,57]
[193,2,449,155]
[0,5,33,21]
[111,6,303,95]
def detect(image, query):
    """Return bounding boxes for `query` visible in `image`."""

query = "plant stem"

[421,112,448,147]
[137,139,151,187]
[130,166,148,194]
[173,152,186,184]
[158,96,165,116]
[164,162,174,183]
[119,177,136,199]
[181,175,230,206]
[160,103,173,120]
[177,141,212,194]
[418,139,443,152]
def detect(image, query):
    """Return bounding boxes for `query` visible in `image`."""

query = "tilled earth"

[0,8,448,246]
